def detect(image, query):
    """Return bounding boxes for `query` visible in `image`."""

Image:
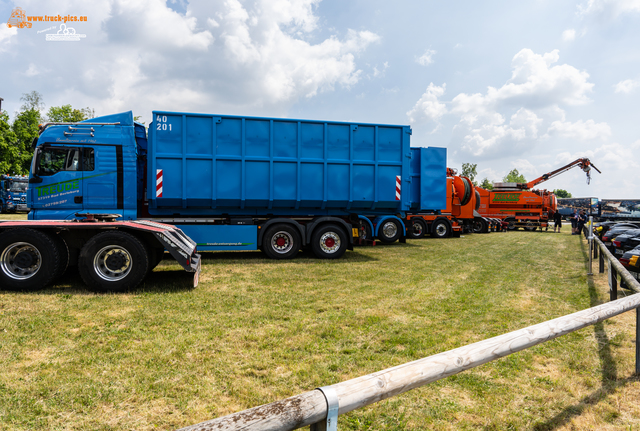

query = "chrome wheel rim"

[93,245,132,282]
[271,231,294,254]
[382,221,398,238]
[436,224,447,236]
[319,232,340,254]
[1,242,41,280]
[413,222,423,236]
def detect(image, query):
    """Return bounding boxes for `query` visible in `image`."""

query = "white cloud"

[562,29,576,41]
[0,0,380,120]
[614,78,640,93]
[546,119,612,140]
[510,159,539,177]
[415,49,436,66]
[372,61,389,78]
[0,26,18,52]
[406,83,447,123]
[578,0,640,16]
[458,108,543,157]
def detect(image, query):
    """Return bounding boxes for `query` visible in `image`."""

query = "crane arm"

[524,158,601,189]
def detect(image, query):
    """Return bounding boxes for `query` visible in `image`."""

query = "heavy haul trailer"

[403,147,482,239]
[26,111,436,262]
[0,218,201,292]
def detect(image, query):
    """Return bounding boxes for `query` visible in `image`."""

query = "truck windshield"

[9,182,28,192]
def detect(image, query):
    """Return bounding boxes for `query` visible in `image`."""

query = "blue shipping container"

[148,112,412,216]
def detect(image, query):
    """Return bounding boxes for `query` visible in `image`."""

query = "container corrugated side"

[147,112,412,216]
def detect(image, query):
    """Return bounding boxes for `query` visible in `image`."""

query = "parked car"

[595,222,639,239]
[610,229,640,257]
[619,246,640,282]
[602,225,640,252]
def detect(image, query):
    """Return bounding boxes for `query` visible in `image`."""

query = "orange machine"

[476,158,600,230]
[406,168,479,238]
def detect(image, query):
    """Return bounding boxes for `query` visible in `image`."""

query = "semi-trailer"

[0,174,29,213]
[1,110,456,291]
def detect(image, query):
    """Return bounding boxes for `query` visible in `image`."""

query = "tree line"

[0,91,94,176]
[460,163,572,197]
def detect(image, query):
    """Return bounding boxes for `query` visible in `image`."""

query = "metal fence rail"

[178,230,640,431]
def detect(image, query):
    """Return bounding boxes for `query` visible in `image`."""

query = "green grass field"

[1,216,639,430]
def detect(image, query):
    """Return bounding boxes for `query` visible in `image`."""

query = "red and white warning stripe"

[156,169,163,198]
[396,175,401,201]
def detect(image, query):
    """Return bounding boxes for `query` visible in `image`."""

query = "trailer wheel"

[0,228,61,291]
[408,219,426,239]
[432,219,452,238]
[378,219,402,243]
[262,224,300,259]
[78,231,149,292]
[357,220,372,242]
[50,234,69,281]
[311,224,347,259]
[524,222,536,232]
[473,217,487,234]
[505,218,517,231]
[147,247,166,274]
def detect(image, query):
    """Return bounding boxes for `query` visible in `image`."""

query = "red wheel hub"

[325,237,335,248]
[276,237,286,247]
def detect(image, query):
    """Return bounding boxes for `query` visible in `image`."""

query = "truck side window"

[82,148,95,171]
[38,147,94,176]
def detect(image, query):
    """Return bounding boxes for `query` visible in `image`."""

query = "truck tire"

[505,218,517,231]
[473,217,487,234]
[524,222,536,232]
[431,219,452,238]
[0,228,61,291]
[358,220,372,242]
[378,219,402,243]
[147,247,165,275]
[262,224,300,259]
[50,233,69,281]
[408,219,426,239]
[78,231,150,292]
[311,224,347,259]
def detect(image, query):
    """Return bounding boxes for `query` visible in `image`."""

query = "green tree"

[479,178,494,190]
[0,110,22,175]
[553,189,572,198]
[503,168,526,183]
[11,109,39,175]
[461,162,478,186]
[47,104,94,122]
[20,90,45,113]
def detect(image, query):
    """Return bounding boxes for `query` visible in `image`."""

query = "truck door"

[80,145,119,212]
[30,145,89,217]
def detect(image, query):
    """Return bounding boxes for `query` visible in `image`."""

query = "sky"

[1,0,639,198]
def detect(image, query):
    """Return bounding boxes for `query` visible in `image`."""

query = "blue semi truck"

[1,110,448,291]
[0,175,29,213]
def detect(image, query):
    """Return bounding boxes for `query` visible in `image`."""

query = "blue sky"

[1,0,639,198]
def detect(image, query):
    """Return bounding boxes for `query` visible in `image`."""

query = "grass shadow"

[196,248,379,264]
[532,238,631,430]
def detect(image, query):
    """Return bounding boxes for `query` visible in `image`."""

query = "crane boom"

[521,158,601,190]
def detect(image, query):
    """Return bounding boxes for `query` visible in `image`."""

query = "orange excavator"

[475,158,601,231]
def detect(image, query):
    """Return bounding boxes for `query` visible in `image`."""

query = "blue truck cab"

[28,110,446,259]
[0,174,29,213]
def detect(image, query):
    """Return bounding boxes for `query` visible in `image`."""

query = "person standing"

[570,210,578,234]
[553,210,562,233]
[576,209,587,236]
